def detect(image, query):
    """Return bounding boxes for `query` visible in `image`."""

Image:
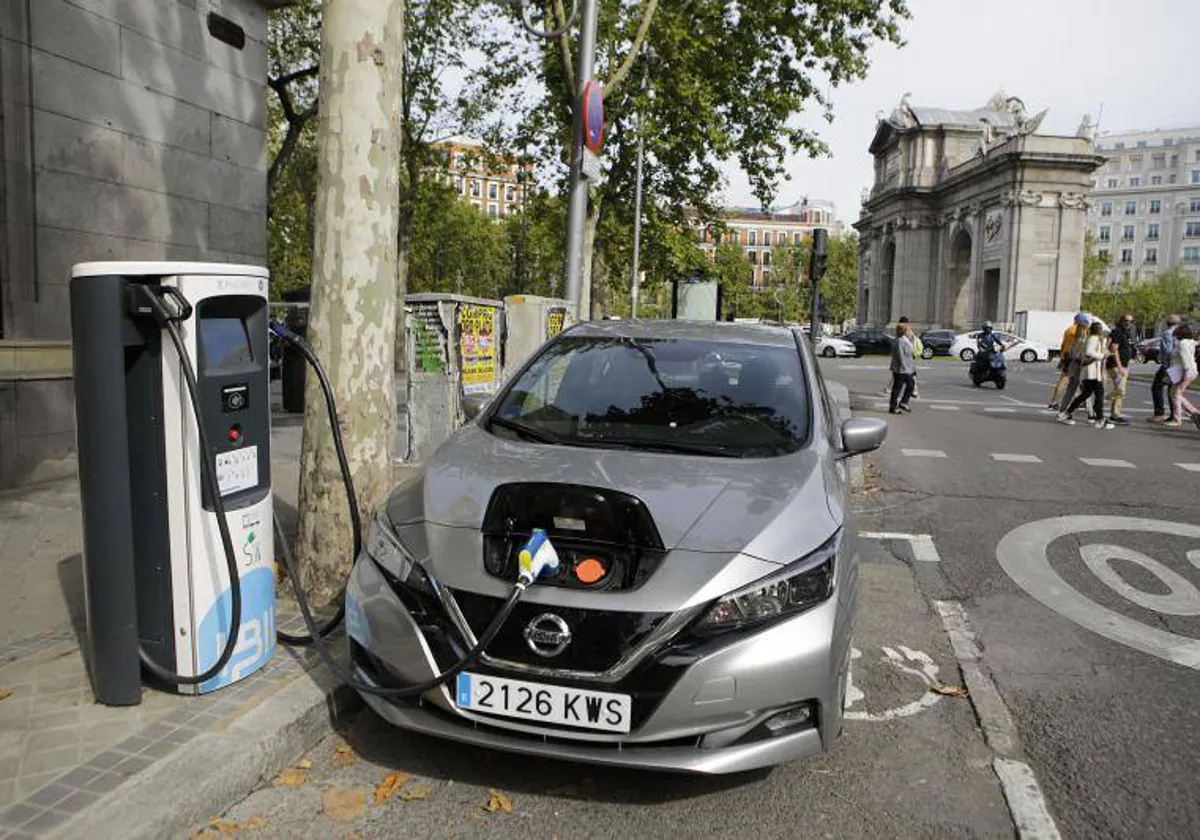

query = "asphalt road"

[830,354,1200,839]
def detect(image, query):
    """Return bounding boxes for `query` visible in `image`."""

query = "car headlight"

[365,512,436,604]
[694,533,839,632]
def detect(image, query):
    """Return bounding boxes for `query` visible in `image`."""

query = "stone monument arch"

[856,92,1103,330]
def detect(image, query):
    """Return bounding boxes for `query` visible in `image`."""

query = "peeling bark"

[296,0,405,607]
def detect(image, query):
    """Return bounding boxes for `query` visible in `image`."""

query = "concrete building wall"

[0,0,272,488]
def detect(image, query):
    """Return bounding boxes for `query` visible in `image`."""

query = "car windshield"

[488,335,810,458]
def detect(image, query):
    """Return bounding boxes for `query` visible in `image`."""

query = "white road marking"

[993,758,1064,840]
[844,645,944,721]
[928,404,960,411]
[1177,463,1200,473]
[985,407,1018,413]
[901,448,948,458]
[991,454,1043,463]
[1079,544,1200,615]
[872,402,890,411]
[1079,458,1136,468]
[1190,550,1200,570]
[860,532,941,562]
[997,516,1200,669]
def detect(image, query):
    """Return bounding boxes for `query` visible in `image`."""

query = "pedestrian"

[1057,320,1107,427]
[889,324,916,414]
[881,316,913,396]
[1047,312,1090,411]
[1104,312,1135,427]
[1163,322,1199,429]
[1147,314,1182,423]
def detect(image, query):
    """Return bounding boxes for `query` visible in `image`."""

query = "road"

[831,354,1200,839]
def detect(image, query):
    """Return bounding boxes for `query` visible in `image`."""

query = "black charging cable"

[133,286,243,686]
[268,321,527,698]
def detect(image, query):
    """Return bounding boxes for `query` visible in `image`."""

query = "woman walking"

[1163,323,1199,429]
[889,324,916,414]
[1057,321,1107,427]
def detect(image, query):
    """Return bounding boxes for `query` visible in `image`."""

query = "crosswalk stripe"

[984,407,1017,413]
[901,449,948,458]
[991,454,1043,463]
[1177,463,1200,473]
[928,404,960,411]
[1079,458,1136,469]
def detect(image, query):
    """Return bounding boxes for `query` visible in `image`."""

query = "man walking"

[889,324,917,414]
[1148,314,1182,423]
[1048,313,1090,411]
[1104,313,1136,428]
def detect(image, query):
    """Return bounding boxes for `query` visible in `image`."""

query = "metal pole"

[630,123,645,318]
[562,0,598,316]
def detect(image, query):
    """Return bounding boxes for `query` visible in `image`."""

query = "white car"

[950,331,1050,363]
[815,336,857,358]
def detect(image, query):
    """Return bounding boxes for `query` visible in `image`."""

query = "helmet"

[982,321,993,332]
[1075,312,1091,325]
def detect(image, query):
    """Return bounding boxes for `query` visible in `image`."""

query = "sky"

[721,0,1200,226]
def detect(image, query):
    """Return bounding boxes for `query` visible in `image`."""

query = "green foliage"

[1083,266,1200,334]
[821,232,860,326]
[407,181,509,298]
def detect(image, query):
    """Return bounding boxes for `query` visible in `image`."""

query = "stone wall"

[0,0,271,488]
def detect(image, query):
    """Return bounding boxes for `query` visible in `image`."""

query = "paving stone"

[81,772,125,795]
[0,779,16,809]
[25,728,80,753]
[110,754,154,778]
[27,709,80,731]
[138,739,178,761]
[19,807,70,833]
[21,783,71,809]
[54,766,98,789]
[0,803,40,827]
[19,746,79,777]
[54,789,98,813]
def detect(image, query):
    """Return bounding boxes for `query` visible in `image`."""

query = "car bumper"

[345,554,854,775]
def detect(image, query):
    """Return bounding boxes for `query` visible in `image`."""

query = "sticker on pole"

[581,148,602,183]
[582,79,604,153]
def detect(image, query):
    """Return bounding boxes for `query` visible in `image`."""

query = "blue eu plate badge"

[456,672,472,707]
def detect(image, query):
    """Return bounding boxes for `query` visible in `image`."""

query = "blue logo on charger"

[196,566,275,693]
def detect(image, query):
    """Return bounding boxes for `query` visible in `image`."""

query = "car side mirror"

[838,417,887,460]
[462,393,490,421]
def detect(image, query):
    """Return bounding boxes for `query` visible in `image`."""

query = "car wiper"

[487,415,562,445]
[574,436,736,457]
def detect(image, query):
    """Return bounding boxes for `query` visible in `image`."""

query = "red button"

[228,427,241,443]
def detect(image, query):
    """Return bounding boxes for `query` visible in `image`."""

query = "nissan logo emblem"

[524,613,571,658]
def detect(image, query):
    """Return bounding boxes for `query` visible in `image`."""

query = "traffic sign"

[582,79,603,153]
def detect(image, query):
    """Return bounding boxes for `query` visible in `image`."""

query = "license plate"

[454,672,631,734]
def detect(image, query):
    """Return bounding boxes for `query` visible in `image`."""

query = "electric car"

[346,320,886,774]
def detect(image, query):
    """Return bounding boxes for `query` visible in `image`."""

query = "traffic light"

[808,228,828,284]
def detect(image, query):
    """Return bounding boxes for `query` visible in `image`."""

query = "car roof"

[568,319,802,348]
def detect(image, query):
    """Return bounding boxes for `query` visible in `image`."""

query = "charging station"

[70,262,275,706]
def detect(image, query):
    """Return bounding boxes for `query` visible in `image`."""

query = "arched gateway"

[856,92,1104,331]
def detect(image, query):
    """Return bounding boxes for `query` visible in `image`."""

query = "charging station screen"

[200,317,253,368]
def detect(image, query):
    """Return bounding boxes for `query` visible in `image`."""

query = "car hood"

[386,424,842,612]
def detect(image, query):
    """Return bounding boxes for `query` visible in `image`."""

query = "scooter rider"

[976,322,1006,359]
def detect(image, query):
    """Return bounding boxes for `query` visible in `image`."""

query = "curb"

[46,664,361,840]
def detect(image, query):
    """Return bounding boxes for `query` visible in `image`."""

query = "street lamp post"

[629,47,653,319]
[562,0,599,317]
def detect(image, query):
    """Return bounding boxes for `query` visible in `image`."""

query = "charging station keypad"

[221,383,249,413]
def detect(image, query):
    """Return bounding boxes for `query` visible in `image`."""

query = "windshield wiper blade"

[577,437,736,457]
[487,416,562,445]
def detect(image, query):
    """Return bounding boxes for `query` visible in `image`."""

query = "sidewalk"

[0,398,415,839]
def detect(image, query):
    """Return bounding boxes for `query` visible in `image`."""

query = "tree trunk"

[580,196,602,318]
[295,0,404,607]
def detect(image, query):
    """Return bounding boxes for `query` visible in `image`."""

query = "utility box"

[502,294,574,379]
[404,293,504,462]
[672,277,722,321]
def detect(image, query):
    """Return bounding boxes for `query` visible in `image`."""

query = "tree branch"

[272,64,320,90]
[602,0,657,101]
[552,0,575,100]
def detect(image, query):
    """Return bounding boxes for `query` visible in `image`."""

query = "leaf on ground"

[322,788,368,822]
[483,789,513,814]
[296,759,313,770]
[400,785,431,802]
[0,687,12,701]
[274,767,309,788]
[373,772,414,805]
[196,816,266,836]
[333,744,357,767]
[932,683,969,698]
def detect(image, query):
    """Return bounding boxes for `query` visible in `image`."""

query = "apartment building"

[1088,127,1200,283]
[429,137,531,219]
[697,198,842,288]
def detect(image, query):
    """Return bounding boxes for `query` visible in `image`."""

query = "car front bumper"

[345,553,855,775]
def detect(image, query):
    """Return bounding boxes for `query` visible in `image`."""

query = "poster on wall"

[409,302,448,376]
[458,304,498,394]
[546,307,566,339]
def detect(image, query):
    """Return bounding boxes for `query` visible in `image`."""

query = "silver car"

[345,320,886,774]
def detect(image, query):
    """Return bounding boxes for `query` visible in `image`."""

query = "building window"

[1193,171,1200,185]
[1101,202,1113,217]
[1115,142,1125,150]
[747,249,757,264]
[1129,155,1143,169]
[748,231,757,246]
[1152,154,1166,169]
[1171,154,1180,166]
[1150,200,1161,214]
[487,203,498,219]
[1099,226,1111,242]
[505,186,516,202]
[1185,247,1200,263]
[1137,141,1147,148]
[1107,178,1119,188]
[1106,160,1120,173]
[1192,200,1200,213]
[1125,201,1137,215]
[1122,225,1136,241]
[1152,175,1163,185]
[1145,248,1158,265]
[793,232,802,245]
[1130,177,1140,187]
[1186,221,1200,238]
[1170,174,1178,184]
[1195,150,1200,162]
[488,182,498,199]
[470,179,481,197]
[455,176,465,194]
[1148,224,1160,240]
[1098,248,1110,262]
[763,251,772,267]
[1120,249,1133,265]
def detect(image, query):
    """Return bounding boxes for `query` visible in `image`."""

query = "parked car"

[950,331,1050,363]
[918,329,957,359]
[842,327,894,356]
[815,335,857,358]
[1135,337,1160,365]
[346,320,887,775]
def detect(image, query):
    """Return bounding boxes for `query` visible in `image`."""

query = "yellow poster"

[547,307,566,338]
[458,304,497,394]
